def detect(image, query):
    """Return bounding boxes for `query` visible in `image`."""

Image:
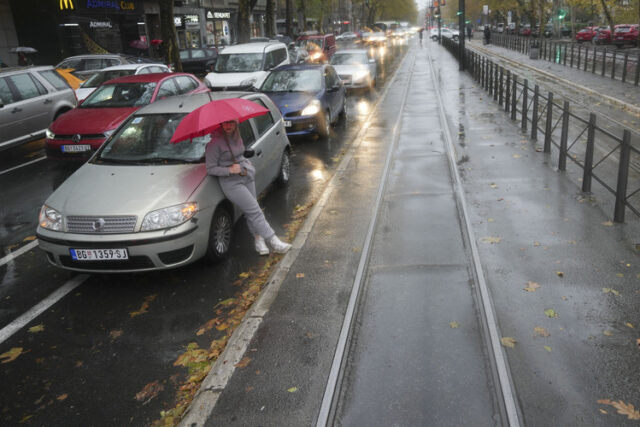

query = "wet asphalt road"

[0,41,409,426]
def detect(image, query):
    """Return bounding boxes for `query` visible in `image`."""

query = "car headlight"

[301,100,321,116]
[103,129,116,138]
[141,202,198,231]
[39,205,63,231]
[310,51,323,61]
[240,77,257,87]
[353,70,369,81]
[46,129,55,140]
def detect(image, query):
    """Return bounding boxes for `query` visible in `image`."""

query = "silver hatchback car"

[36,92,291,273]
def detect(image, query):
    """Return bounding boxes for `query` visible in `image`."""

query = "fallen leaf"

[626,323,634,329]
[602,221,614,226]
[500,337,517,348]
[0,347,24,364]
[544,345,552,352]
[636,338,640,347]
[598,399,640,420]
[544,309,558,318]
[533,241,542,246]
[296,273,305,278]
[129,294,157,318]
[602,288,620,296]
[235,357,252,368]
[135,381,164,404]
[324,230,334,235]
[351,247,361,252]
[56,394,68,401]
[524,281,540,292]
[487,218,494,222]
[239,272,250,279]
[214,298,236,308]
[616,273,624,278]
[567,240,577,244]
[490,183,498,188]
[246,386,254,392]
[604,330,614,336]
[23,236,36,242]
[19,415,33,423]
[512,154,521,158]
[599,409,608,414]
[75,361,83,367]
[450,321,460,329]
[28,324,45,333]
[556,272,564,278]
[287,387,298,393]
[534,327,550,337]
[481,236,501,244]
[109,330,123,340]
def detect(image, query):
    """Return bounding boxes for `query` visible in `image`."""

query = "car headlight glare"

[39,205,63,231]
[310,51,323,60]
[141,202,198,231]
[46,129,55,140]
[301,100,321,116]
[354,70,369,81]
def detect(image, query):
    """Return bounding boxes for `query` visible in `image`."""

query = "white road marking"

[0,274,89,345]
[0,156,47,176]
[0,240,39,267]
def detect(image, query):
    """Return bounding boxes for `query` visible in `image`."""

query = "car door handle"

[44,99,52,104]
[11,107,22,113]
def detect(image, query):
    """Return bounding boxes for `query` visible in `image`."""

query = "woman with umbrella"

[171,98,292,256]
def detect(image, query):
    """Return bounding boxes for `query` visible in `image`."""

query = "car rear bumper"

[36,219,209,273]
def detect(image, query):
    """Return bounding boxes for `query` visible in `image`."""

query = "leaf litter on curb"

[597,399,640,420]
[545,309,558,318]
[135,381,164,404]
[524,281,540,292]
[129,294,157,318]
[500,337,517,348]
[1,347,25,363]
[602,288,620,296]
[28,324,45,333]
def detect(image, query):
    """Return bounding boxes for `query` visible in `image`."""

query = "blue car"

[259,63,346,138]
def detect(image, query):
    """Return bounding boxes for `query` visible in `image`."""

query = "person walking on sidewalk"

[483,25,491,44]
[205,120,292,256]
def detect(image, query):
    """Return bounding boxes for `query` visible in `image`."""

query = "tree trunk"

[598,0,615,32]
[570,5,575,39]
[266,0,275,38]
[297,0,307,32]
[285,0,293,37]
[158,0,181,72]
[238,0,251,43]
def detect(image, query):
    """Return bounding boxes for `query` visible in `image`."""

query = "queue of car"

[0,32,395,273]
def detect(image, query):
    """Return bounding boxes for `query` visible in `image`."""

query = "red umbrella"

[170,98,270,144]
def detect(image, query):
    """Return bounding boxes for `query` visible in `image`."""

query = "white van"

[205,41,289,91]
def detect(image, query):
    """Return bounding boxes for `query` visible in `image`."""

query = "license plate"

[62,145,91,153]
[284,120,292,127]
[70,248,129,261]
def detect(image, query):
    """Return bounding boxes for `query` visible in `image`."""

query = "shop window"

[239,120,256,147]
[0,78,16,104]
[9,73,42,101]
[251,99,274,136]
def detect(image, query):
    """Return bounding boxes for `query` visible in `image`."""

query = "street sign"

[483,5,488,15]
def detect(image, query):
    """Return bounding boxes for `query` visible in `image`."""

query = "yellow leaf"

[109,330,123,340]
[56,393,68,401]
[512,154,521,158]
[19,415,33,423]
[602,221,614,226]
[487,218,494,222]
[135,381,164,403]
[533,241,541,246]
[524,281,540,292]
[544,309,558,318]
[544,345,552,352]
[28,324,45,333]
[500,337,517,348]
[296,273,305,278]
[626,322,634,329]
[214,298,236,308]
[603,330,613,336]
[129,294,157,318]
[235,357,252,368]
[0,347,24,364]
[599,409,607,414]
[239,272,250,279]
[556,272,564,277]
[287,387,298,393]
[490,183,497,188]
[534,327,549,337]
[23,235,36,242]
[602,288,620,296]
[616,273,624,278]
[449,321,460,329]
[481,236,501,244]
[598,399,640,420]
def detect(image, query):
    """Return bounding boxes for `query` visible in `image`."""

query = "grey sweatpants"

[219,175,275,240]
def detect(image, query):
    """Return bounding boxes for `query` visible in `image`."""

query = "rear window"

[38,69,71,91]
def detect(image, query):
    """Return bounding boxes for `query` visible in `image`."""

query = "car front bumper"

[283,114,323,136]
[36,217,210,273]
[45,137,106,161]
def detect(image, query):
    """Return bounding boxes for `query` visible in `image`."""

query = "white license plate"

[62,145,91,153]
[70,248,129,261]
[284,120,292,127]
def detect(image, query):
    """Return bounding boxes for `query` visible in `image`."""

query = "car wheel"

[276,150,290,187]
[205,206,233,262]
[318,110,331,138]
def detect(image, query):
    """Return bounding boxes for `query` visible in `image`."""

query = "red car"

[614,24,639,48]
[593,26,611,44]
[45,73,209,160]
[576,26,598,42]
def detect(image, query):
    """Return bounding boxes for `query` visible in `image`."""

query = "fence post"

[532,85,539,140]
[635,54,640,86]
[614,130,631,223]
[544,92,553,153]
[489,61,493,94]
[570,44,574,67]
[584,47,589,71]
[611,50,617,79]
[601,48,607,76]
[558,100,570,171]
[592,48,597,73]
[522,79,529,131]
[511,76,518,121]
[499,67,504,106]
[622,52,629,83]
[582,113,596,193]
[494,65,499,101]
[505,71,511,112]
[563,43,567,65]
[577,45,581,68]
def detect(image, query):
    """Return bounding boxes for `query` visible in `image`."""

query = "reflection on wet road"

[0,40,409,425]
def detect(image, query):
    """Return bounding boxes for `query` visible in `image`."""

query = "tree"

[237,0,251,43]
[266,0,275,38]
[286,0,294,37]
[158,0,181,72]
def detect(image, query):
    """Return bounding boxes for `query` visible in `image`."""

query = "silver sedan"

[36,92,291,272]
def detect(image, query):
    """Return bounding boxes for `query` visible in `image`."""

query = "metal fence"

[441,36,640,222]
[489,34,640,86]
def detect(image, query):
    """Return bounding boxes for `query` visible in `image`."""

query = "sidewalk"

[183,41,640,426]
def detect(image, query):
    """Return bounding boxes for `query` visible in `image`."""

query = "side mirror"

[243,149,255,158]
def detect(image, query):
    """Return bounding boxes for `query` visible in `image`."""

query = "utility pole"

[458,0,465,70]
[437,1,441,44]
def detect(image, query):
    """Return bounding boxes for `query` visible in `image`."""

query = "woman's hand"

[229,163,242,174]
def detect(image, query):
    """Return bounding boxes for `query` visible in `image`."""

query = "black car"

[179,48,218,75]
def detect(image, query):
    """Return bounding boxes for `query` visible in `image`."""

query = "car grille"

[66,216,137,233]
[59,255,154,270]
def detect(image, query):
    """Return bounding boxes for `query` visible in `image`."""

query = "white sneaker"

[269,235,292,254]
[255,235,269,255]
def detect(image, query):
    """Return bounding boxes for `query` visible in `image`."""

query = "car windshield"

[80,82,156,108]
[330,53,368,65]
[94,114,209,164]
[616,26,631,32]
[214,53,263,72]
[261,69,321,92]
[81,70,136,88]
[296,39,324,51]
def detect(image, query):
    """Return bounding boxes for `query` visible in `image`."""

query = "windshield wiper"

[92,157,138,165]
[136,157,195,164]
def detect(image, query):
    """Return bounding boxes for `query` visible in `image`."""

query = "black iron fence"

[441,36,640,222]
[489,34,640,86]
